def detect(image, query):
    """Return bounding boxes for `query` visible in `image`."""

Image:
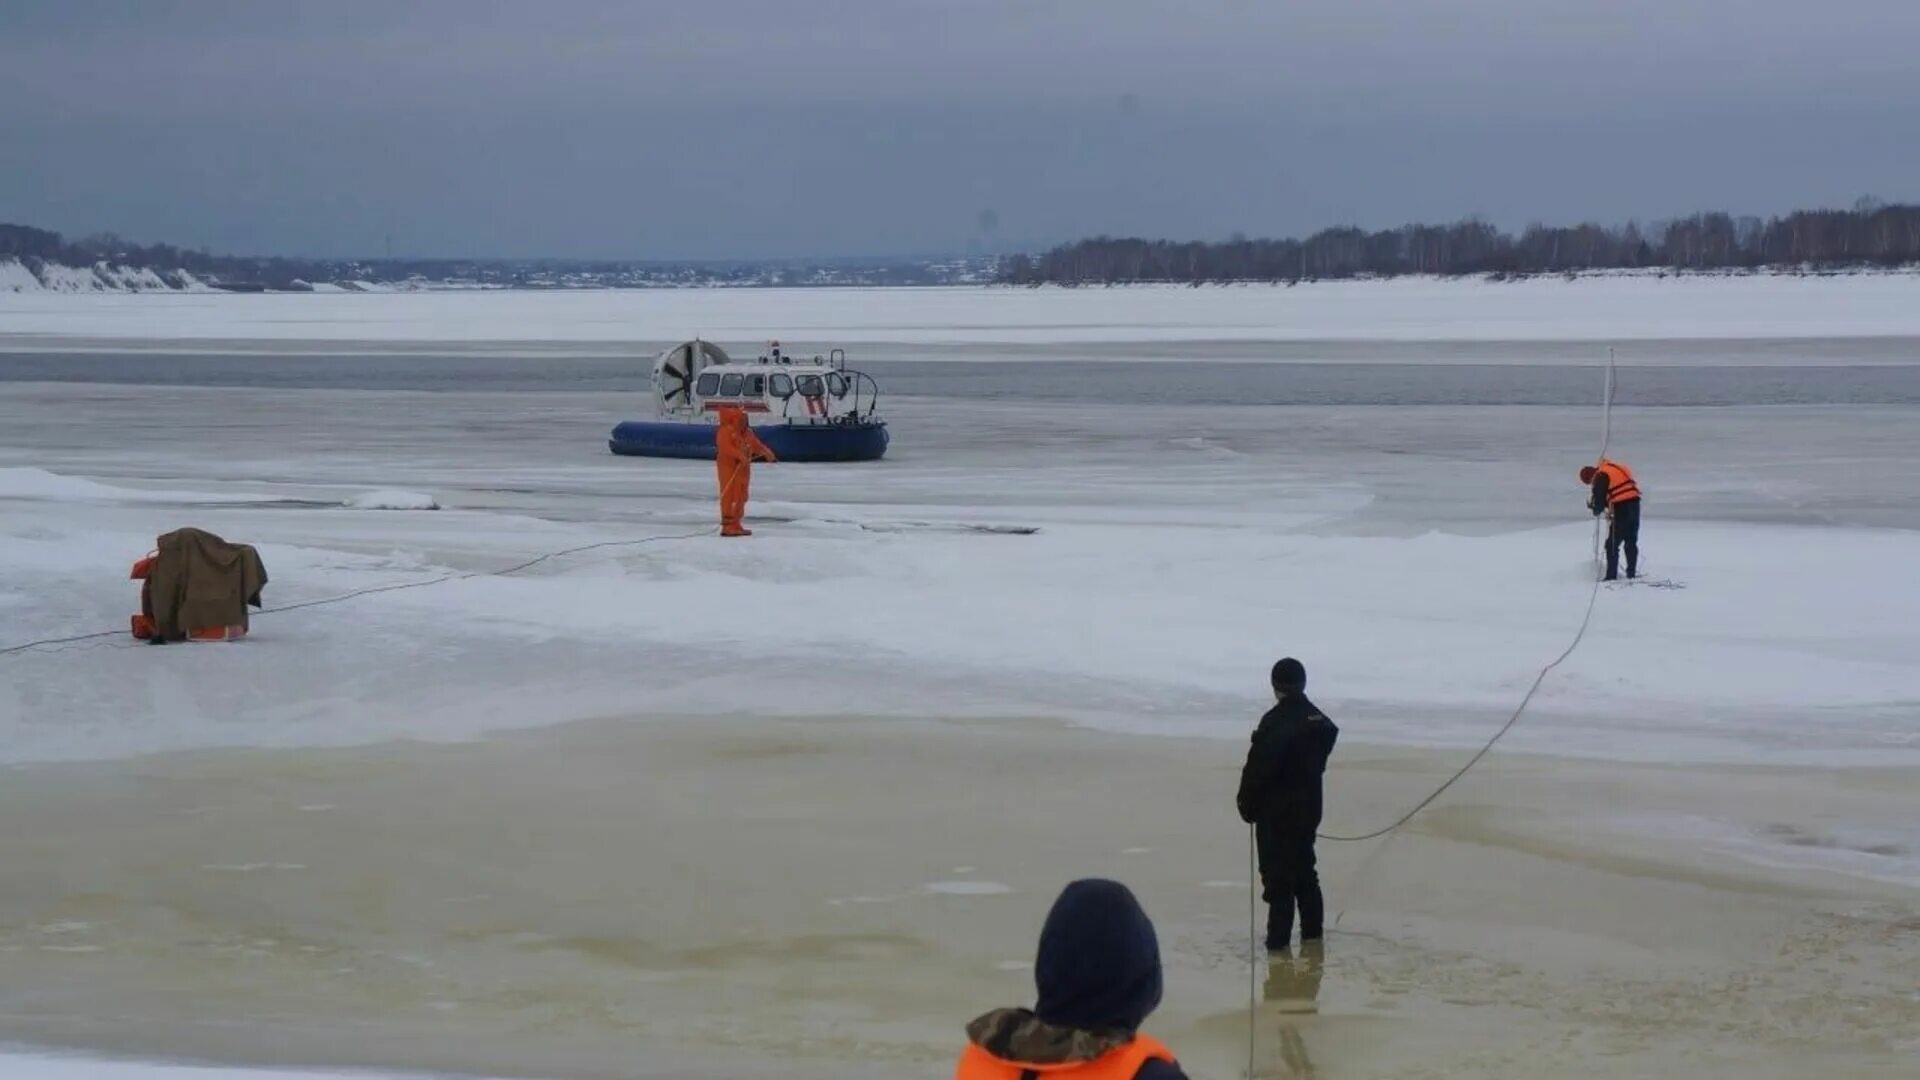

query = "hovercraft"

[609,339,889,462]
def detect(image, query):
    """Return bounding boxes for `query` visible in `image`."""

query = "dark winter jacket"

[1589,470,1614,516]
[961,879,1189,1080]
[1236,693,1339,824]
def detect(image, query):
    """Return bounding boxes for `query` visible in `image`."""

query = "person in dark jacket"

[956,879,1188,1080]
[1236,657,1339,951]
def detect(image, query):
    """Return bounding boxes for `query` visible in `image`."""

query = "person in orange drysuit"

[714,406,776,537]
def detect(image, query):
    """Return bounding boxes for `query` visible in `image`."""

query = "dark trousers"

[1606,499,1641,580]
[1256,807,1324,947]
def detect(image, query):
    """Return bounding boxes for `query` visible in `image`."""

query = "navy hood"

[1034,879,1164,1033]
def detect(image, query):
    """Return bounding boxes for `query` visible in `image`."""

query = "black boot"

[1265,910,1293,953]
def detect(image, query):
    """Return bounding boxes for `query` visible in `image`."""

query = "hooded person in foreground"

[957,879,1189,1080]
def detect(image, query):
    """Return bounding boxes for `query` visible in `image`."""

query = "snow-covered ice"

[2,459,1913,767]
[0,375,1915,771]
[6,274,1920,347]
[0,1051,499,1079]
[0,467,283,506]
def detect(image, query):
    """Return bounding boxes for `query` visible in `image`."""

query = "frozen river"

[6,348,1920,404]
[1,281,1917,1079]
[4,283,1918,765]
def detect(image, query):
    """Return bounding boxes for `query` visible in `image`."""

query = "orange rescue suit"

[1595,457,1641,504]
[715,407,776,537]
[955,1034,1176,1080]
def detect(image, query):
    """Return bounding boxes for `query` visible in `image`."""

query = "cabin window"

[695,372,721,396]
[743,374,766,396]
[796,374,825,397]
[769,373,794,398]
[826,372,850,398]
[718,373,745,397]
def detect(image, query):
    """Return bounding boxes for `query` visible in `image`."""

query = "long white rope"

[1246,346,1620,1078]
[1248,824,1259,1079]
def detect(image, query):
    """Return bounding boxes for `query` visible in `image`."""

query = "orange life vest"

[1595,458,1641,504]
[128,552,248,642]
[955,1034,1176,1080]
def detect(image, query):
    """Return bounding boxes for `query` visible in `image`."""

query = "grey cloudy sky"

[3,0,1917,259]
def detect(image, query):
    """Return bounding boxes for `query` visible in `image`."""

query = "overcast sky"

[3,0,1917,259]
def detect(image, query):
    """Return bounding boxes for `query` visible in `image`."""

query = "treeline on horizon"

[998,200,1920,285]
[0,222,982,288]
[0,222,711,288]
[0,222,465,288]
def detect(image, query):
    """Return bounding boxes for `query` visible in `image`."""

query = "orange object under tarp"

[128,528,267,643]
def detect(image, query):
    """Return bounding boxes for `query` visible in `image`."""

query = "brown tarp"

[146,527,268,642]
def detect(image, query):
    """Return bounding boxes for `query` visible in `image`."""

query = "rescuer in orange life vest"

[1581,457,1643,580]
[956,879,1189,1080]
[715,406,776,537]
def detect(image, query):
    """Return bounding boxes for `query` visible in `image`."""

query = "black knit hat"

[1271,657,1306,691]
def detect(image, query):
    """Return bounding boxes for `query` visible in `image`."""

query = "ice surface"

[343,490,440,511]
[2,282,1915,1080]
[0,286,1916,772]
[0,1051,497,1079]
[7,274,1920,346]
[1,440,1915,768]
[922,881,1013,896]
[0,467,281,506]
[1603,813,1920,889]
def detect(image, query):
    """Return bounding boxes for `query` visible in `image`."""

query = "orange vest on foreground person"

[1595,457,1641,503]
[956,1033,1176,1080]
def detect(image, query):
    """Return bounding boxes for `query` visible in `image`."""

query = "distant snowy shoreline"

[9,272,1920,346]
[1001,264,1920,287]
[7,256,1920,295]
[0,259,210,294]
